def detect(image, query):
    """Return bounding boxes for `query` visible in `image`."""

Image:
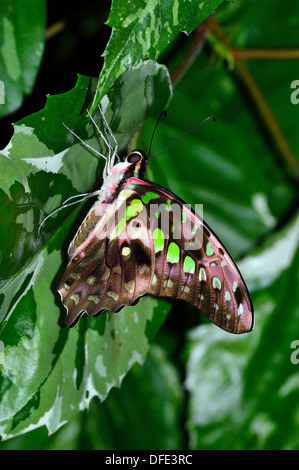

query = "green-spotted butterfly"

[57,110,254,334]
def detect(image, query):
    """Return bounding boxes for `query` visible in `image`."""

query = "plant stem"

[205,15,299,183]
[170,27,208,86]
[46,21,66,40]
[236,60,299,179]
[232,49,299,60]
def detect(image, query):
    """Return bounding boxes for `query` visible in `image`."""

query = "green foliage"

[0,0,299,450]
[0,345,183,449]
[0,0,46,117]
[186,214,299,449]
[91,0,226,111]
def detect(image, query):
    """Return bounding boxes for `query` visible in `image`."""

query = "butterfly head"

[126,149,147,179]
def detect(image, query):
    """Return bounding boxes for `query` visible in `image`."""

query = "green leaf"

[0,345,184,449]
[0,0,46,117]
[185,212,299,449]
[0,61,172,439]
[0,231,171,438]
[238,213,299,291]
[77,345,184,450]
[90,0,226,112]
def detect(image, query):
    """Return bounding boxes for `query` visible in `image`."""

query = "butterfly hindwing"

[124,178,254,334]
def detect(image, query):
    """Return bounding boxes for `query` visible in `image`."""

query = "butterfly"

[57,110,254,334]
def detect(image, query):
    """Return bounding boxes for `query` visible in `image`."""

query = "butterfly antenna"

[149,115,216,160]
[87,112,113,161]
[97,104,119,167]
[61,121,108,163]
[38,190,100,236]
[147,110,168,158]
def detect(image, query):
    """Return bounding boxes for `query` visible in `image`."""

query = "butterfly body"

[58,149,254,334]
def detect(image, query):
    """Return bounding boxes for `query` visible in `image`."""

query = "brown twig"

[232,49,299,60]
[206,15,299,183]
[46,21,66,40]
[170,26,209,86]
[45,1,110,41]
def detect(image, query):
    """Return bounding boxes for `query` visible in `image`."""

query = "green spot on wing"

[184,256,195,274]
[206,242,214,256]
[130,199,143,212]
[107,291,119,301]
[153,228,165,253]
[164,279,173,288]
[225,291,231,301]
[88,295,100,304]
[101,269,110,281]
[122,247,131,257]
[126,205,137,220]
[165,200,172,211]
[70,273,81,281]
[213,277,221,290]
[238,304,244,316]
[120,189,134,200]
[87,276,96,285]
[124,281,135,293]
[141,191,160,204]
[199,267,206,281]
[167,242,180,263]
[70,294,80,305]
[110,218,126,239]
[126,199,143,220]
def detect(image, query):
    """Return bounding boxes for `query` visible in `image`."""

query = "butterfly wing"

[58,189,155,327]
[58,177,254,334]
[124,178,254,334]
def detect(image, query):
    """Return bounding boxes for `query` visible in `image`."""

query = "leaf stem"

[170,27,208,86]
[232,49,299,60]
[205,15,299,183]
[46,21,66,40]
